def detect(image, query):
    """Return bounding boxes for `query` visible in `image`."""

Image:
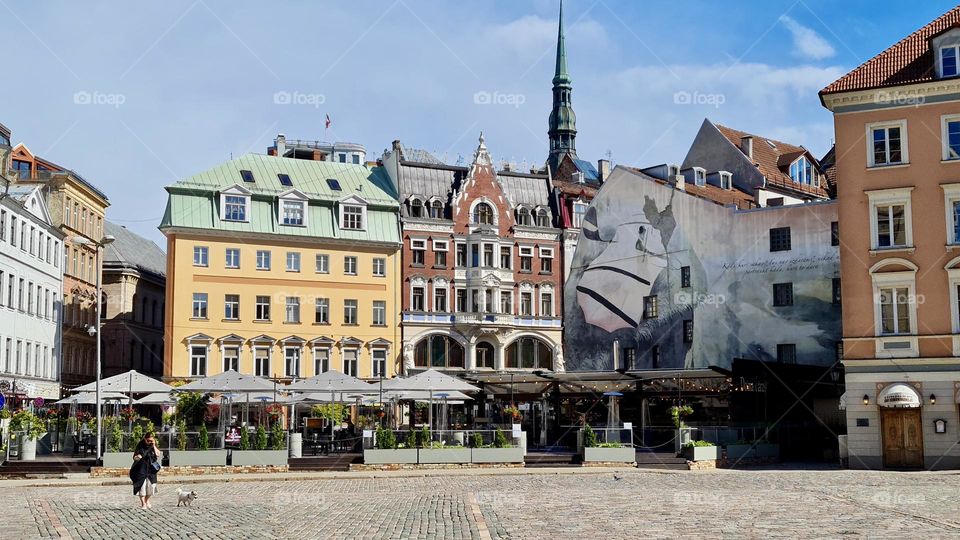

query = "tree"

[255,425,268,451]
[198,423,210,451]
[239,426,250,451]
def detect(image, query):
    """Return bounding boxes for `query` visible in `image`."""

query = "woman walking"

[129,432,162,509]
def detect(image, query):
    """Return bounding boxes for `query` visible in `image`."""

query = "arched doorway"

[878,383,923,469]
[475,341,495,369]
[414,334,465,369]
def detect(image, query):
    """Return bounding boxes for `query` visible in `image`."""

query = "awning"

[878,383,922,408]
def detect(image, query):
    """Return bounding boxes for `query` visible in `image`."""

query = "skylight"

[278,173,293,187]
[240,170,255,183]
[326,178,342,191]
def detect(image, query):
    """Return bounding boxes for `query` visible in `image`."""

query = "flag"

[325,114,331,129]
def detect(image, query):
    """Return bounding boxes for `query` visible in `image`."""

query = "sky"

[2,0,957,245]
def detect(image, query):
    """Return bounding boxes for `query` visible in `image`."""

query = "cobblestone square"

[3,469,960,539]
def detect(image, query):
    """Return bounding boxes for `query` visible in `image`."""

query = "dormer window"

[341,205,364,230]
[693,168,706,186]
[473,202,494,225]
[220,186,252,222]
[668,165,680,177]
[719,172,732,190]
[942,45,960,77]
[789,156,815,185]
[281,200,305,226]
[409,198,423,218]
[517,207,531,226]
[535,208,550,227]
[429,200,443,219]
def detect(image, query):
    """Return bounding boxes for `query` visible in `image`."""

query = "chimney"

[598,159,611,183]
[276,133,286,157]
[674,173,685,192]
[740,136,753,160]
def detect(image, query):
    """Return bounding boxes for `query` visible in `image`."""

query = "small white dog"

[176,488,198,507]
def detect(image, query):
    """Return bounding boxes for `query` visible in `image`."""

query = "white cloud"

[779,15,835,60]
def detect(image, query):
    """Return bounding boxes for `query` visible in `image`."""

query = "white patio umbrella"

[174,370,278,448]
[288,372,376,434]
[133,392,176,405]
[55,391,127,405]
[381,369,480,435]
[74,370,173,394]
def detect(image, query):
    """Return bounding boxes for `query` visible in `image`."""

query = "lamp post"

[75,234,114,461]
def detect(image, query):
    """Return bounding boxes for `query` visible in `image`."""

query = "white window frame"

[540,289,554,317]
[946,257,960,355]
[865,120,908,168]
[221,344,240,372]
[315,297,329,324]
[315,253,329,274]
[313,346,330,374]
[344,255,358,275]
[372,257,386,277]
[225,248,240,269]
[693,167,706,186]
[190,344,208,376]
[224,294,240,320]
[371,348,387,378]
[280,199,306,227]
[254,346,271,377]
[411,284,426,312]
[411,238,426,266]
[940,44,960,78]
[344,299,358,325]
[220,190,251,223]
[941,114,960,161]
[942,184,960,246]
[193,246,208,267]
[433,283,448,312]
[284,345,301,377]
[866,187,914,252]
[719,171,733,190]
[372,300,386,326]
[286,251,301,272]
[870,259,919,358]
[285,296,300,323]
[342,348,359,377]
[256,250,271,271]
[192,293,208,319]
[340,204,366,231]
[572,200,588,228]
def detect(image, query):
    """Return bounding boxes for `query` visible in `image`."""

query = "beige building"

[822,6,960,469]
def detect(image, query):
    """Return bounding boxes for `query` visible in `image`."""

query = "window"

[255,296,270,321]
[412,286,425,311]
[867,121,906,167]
[256,250,271,270]
[223,248,240,269]
[483,244,494,267]
[651,346,660,369]
[777,344,797,364]
[344,299,358,324]
[694,168,706,186]
[681,266,691,288]
[222,345,239,372]
[190,345,207,376]
[342,349,358,377]
[415,335,465,368]
[942,45,959,77]
[831,222,840,246]
[192,293,208,319]
[372,300,386,326]
[473,202,494,225]
[719,172,733,189]
[277,173,293,187]
[314,347,330,374]
[8,216,14,248]
[517,207,531,226]
[769,227,791,252]
[833,278,842,305]
[254,347,270,377]
[505,337,552,369]
[456,244,467,267]
[315,254,329,273]
[372,349,387,377]
[643,295,658,318]
[519,246,533,272]
[224,294,240,320]
[536,208,550,227]
[223,195,248,221]
[476,342,495,369]
[285,347,301,377]
[879,287,911,335]
[344,256,357,275]
[621,347,636,370]
[341,205,364,230]
[326,178,342,191]
[282,200,305,226]
[411,239,425,266]
[500,246,512,269]
[789,157,814,185]
[373,257,386,277]
[945,185,960,245]
[432,241,447,268]
[409,198,423,218]
[471,244,479,267]
[285,297,300,323]
[434,287,447,312]
[286,252,301,272]
[683,319,694,343]
[430,200,443,219]
[943,115,960,161]
[520,292,533,316]
[541,291,553,317]
[572,202,588,229]
[240,169,255,183]
[773,283,794,307]
[455,289,467,312]
[314,298,329,324]
[875,204,907,248]
[540,247,554,273]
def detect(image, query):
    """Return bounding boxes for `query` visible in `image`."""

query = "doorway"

[880,408,923,469]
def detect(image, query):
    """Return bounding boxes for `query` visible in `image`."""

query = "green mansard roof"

[159,153,400,245]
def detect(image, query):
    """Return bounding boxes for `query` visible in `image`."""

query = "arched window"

[473,203,493,225]
[476,341,495,369]
[414,335,465,368]
[517,207,531,226]
[430,200,443,219]
[506,337,553,370]
[409,198,423,218]
[536,208,550,227]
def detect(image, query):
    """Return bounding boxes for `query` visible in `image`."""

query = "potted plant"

[10,410,46,460]
[471,427,524,464]
[669,405,694,452]
[170,421,227,467]
[579,425,635,464]
[364,425,417,465]
[233,422,287,466]
[681,440,718,462]
[503,405,521,422]
[100,417,130,468]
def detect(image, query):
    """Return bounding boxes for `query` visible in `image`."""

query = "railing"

[576,427,635,450]
[100,431,230,453]
[634,425,773,452]
[362,428,523,450]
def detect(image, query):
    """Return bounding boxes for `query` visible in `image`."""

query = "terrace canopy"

[55,391,127,405]
[74,370,173,394]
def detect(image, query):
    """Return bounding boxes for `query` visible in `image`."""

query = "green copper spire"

[548,0,577,173]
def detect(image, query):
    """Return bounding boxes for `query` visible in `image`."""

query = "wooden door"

[881,409,923,469]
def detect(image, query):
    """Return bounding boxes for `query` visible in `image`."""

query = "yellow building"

[160,154,401,381]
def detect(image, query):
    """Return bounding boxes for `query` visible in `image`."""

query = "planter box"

[101,452,132,468]
[364,448,418,465]
[682,445,718,462]
[583,447,636,463]
[20,437,38,461]
[418,447,471,464]
[169,450,228,467]
[726,444,756,460]
[756,443,779,458]
[471,447,524,464]
[232,450,287,466]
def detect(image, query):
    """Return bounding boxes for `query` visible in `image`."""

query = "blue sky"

[2,0,956,244]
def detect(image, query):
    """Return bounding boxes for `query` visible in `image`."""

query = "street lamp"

[75,234,115,461]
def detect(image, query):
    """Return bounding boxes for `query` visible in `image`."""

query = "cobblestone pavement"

[5,469,960,539]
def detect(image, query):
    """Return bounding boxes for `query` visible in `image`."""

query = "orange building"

[821,6,960,469]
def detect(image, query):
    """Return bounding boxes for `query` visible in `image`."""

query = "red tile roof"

[821,7,960,95]
[714,124,829,199]
[626,167,757,210]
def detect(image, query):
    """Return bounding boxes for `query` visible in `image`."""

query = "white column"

[495,342,506,371]
[465,339,476,370]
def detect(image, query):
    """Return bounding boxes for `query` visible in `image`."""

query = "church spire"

[548,0,577,174]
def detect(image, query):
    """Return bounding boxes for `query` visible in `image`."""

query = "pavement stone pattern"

[3,469,960,539]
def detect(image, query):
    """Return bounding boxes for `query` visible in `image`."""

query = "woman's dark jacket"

[128,441,159,495]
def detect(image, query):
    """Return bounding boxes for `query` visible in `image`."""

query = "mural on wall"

[565,167,840,371]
